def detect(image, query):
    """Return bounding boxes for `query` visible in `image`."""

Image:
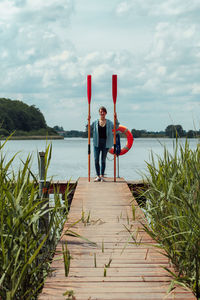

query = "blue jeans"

[94,138,108,176]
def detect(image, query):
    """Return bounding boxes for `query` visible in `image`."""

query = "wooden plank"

[39,177,195,300]
[39,293,194,300]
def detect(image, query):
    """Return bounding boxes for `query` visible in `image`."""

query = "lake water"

[1,138,199,181]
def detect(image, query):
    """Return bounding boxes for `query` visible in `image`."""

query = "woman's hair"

[99,106,107,113]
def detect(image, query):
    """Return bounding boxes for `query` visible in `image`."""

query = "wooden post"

[39,151,49,232]
[117,156,120,178]
[39,151,45,198]
[87,75,92,182]
[112,75,117,182]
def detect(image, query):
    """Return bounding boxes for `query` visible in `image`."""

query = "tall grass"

[143,140,200,298]
[0,138,69,299]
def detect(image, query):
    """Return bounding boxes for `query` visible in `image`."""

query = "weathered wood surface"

[39,177,195,300]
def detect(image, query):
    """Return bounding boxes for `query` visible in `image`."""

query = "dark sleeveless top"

[98,122,107,139]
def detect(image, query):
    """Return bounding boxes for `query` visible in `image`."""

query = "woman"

[91,106,118,182]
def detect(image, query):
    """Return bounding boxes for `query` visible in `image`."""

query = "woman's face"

[99,109,107,118]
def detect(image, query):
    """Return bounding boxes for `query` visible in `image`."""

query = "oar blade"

[112,74,117,104]
[87,75,92,104]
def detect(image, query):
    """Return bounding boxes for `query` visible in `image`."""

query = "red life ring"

[109,125,134,156]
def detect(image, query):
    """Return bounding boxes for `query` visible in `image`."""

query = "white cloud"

[0,0,200,132]
[192,84,200,95]
[178,101,200,113]
[115,0,200,17]
[157,66,166,76]
[131,104,140,111]
[0,0,75,91]
[0,1,19,21]
[93,64,112,79]
[116,1,131,16]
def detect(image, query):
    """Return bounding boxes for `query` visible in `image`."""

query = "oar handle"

[87,75,92,182]
[113,103,116,153]
[112,75,117,182]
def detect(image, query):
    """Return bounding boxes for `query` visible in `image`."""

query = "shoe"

[100,176,106,182]
[94,176,101,182]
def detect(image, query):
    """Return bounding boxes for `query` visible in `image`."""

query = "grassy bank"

[0,126,64,140]
[2,135,64,140]
[141,140,200,298]
[0,139,70,299]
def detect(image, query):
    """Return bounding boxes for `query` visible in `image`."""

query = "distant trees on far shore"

[53,125,87,138]
[132,125,200,138]
[0,98,58,137]
[54,124,200,138]
[131,129,165,138]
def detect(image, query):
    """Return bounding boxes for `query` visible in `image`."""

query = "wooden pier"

[39,177,195,300]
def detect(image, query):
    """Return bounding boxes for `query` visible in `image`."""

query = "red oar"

[112,74,117,182]
[87,75,92,182]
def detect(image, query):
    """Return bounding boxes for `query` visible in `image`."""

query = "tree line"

[1,98,198,138]
[0,98,58,136]
[132,125,200,138]
[54,124,200,138]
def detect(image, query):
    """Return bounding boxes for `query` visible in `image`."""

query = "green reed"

[0,138,70,299]
[143,139,200,298]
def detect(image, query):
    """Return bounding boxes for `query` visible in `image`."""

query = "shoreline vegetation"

[1,135,64,140]
[0,141,73,299]
[0,98,60,139]
[135,140,200,298]
[54,124,200,139]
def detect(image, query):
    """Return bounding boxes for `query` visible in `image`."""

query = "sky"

[0,0,200,132]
